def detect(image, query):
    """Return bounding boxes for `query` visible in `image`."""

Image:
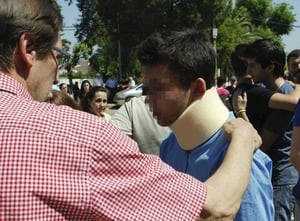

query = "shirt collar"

[0,72,33,100]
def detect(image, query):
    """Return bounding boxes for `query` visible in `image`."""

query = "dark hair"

[79,80,92,96]
[231,44,248,77]
[137,29,216,89]
[245,39,286,77]
[216,76,227,87]
[81,86,109,114]
[59,83,67,90]
[46,90,81,110]
[287,49,300,63]
[0,0,63,72]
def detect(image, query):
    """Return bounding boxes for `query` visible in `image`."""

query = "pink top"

[217,87,230,96]
[0,73,207,220]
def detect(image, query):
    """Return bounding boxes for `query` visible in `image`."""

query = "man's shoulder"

[278,80,294,93]
[3,98,105,143]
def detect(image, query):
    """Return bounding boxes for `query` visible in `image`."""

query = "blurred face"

[89,91,108,116]
[288,56,300,75]
[247,58,268,84]
[27,36,62,101]
[142,63,192,126]
[83,83,90,93]
[60,84,68,94]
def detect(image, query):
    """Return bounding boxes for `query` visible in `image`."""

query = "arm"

[268,84,300,111]
[233,84,300,113]
[200,118,261,220]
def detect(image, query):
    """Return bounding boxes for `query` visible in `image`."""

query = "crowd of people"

[1,0,300,220]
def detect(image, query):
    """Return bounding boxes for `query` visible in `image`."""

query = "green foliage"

[267,3,296,35]
[235,0,295,35]
[64,43,91,73]
[64,0,296,79]
[236,0,272,27]
[74,0,233,78]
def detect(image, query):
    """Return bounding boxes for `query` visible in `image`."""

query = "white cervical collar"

[170,88,229,150]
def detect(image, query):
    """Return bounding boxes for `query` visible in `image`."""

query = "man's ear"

[267,63,275,74]
[18,33,36,69]
[194,78,207,98]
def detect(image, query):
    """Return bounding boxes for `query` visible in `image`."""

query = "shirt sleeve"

[90,123,207,220]
[109,101,133,136]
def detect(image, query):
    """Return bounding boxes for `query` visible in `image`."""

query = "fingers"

[232,89,247,111]
[242,91,247,102]
[223,118,262,151]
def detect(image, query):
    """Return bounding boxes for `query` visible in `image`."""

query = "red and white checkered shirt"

[0,73,207,220]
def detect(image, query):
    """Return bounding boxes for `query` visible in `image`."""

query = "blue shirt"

[160,114,274,221]
[293,100,300,200]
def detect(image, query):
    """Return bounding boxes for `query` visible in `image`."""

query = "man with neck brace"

[137,29,274,220]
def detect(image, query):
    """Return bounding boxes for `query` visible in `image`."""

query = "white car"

[113,83,143,106]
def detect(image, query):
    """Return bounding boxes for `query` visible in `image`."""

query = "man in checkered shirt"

[0,0,261,220]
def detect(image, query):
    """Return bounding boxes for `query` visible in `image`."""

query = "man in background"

[287,49,300,83]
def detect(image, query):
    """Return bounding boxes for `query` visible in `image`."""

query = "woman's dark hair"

[79,80,92,97]
[231,44,248,77]
[81,86,109,114]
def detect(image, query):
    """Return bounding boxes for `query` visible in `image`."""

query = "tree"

[74,0,232,79]
[235,0,295,35]
[64,43,91,90]
[267,3,296,35]
[63,0,296,79]
[217,6,278,75]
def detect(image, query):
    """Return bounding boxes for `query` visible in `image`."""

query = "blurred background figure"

[78,79,92,103]
[216,76,230,96]
[226,75,237,95]
[128,76,136,88]
[105,75,118,103]
[72,81,80,101]
[59,83,69,95]
[81,86,111,120]
[287,49,300,84]
[216,76,232,110]
[93,73,104,87]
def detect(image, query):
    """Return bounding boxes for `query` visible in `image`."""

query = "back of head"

[0,0,63,73]
[245,39,286,77]
[231,44,248,77]
[137,29,216,89]
[216,76,226,87]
